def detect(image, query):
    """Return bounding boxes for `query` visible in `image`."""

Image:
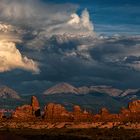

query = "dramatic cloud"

[0,0,96,49]
[67,9,94,32]
[0,0,140,93]
[0,40,39,73]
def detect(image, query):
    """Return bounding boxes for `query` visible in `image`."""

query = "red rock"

[44,103,71,122]
[12,96,41,119]
[73,105,93,122]
[31,96,41,117]
[128,100,140,113]
[12,105,33,119]
[11,97,140,123]
[0,112,3,119]
[119,100,140,122]
[100,108,110,116]
[120,107,130,115]
[73,105,82,113]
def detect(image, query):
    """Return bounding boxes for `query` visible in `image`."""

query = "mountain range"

[44,82,140,99]
[0,83,139,113]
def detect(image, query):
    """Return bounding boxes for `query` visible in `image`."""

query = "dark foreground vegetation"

[0,128,140,140]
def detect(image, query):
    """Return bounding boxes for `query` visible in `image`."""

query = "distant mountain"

[120,89,140,100]
[0,86,21,99]
[44,83,123,97]
[78,85,122,97]
[120,89,140,97]
[44,83,79,95]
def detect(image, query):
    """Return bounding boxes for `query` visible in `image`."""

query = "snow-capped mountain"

[44,83,79,95]
[0,86,20,99]
[43,83,140,99]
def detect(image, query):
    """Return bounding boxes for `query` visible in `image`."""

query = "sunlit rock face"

[119,100,140,122]
[12,96,41,119]
[0,112,4,119]
[11,96,140,123]
[73,105,93,122]
[43,103,93,122]
[31,96,41,117]
[128,100,140,113]
[100,108,110,116]
[12,105,33,119]
[43,103,71,122]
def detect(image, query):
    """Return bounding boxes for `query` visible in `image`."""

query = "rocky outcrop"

[31,96,41,117]
[73,105,93,122]
[43,103,93,122]
[11,97,140,123]
[119,100,140,122]
[93,108,119,122]
[128,100,140,113]
[44,103,71,122]
[100,108,110,116]
[0,112,3,119]
[12,105,33,119]
[12,96,41,119]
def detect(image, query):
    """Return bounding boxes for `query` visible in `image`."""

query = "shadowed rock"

[31,96,41,117]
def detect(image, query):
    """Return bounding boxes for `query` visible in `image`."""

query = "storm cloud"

[0,0,140,93]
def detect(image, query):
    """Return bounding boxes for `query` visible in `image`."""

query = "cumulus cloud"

[0,0,96,64]
[0,0,96,49]
[0,0,78,25]
[0,0,140,91]
[67,9,94,31]
[0,40,39,73]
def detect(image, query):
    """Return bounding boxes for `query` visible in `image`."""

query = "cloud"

[0,0,140,92]
[0,0,78,25]
[0,40,39,73]
[67,9,94,31]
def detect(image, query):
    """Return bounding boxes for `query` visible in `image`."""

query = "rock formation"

[128,100,140,113]
[0,112,3,119]
[11,97,140,123]
[100,108,110,116]
[44,103,71,122]
[119,100,140,122]
[12,96,41,119]
[31,96,41,117]
[73,105,93,122]
[12,105,33,119]
[43,103,93,122]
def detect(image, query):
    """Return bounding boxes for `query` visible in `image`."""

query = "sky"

[0,0,140,94]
